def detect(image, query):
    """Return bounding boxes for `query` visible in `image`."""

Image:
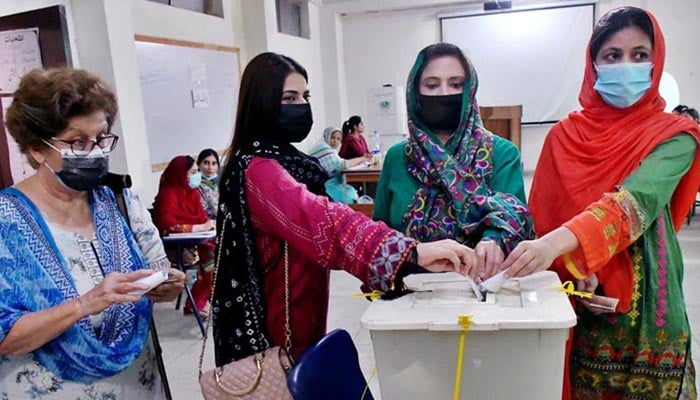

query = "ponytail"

[342,115,362,137]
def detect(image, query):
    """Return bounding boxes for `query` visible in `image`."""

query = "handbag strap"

[198,216,292,377]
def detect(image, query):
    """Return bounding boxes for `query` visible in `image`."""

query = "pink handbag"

[198,221,294,399]
[199,346,293,400]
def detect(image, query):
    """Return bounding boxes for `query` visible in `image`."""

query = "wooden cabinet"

[480,105,522,149]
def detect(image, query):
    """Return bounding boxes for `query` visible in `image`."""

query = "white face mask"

[188,171,202,188]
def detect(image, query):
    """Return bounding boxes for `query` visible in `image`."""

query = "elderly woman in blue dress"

[0,68,185,398]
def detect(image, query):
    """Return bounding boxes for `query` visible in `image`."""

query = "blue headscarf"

[0,187,151,383]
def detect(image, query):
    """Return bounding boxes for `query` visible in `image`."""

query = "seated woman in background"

[338,115,371,159]
[196,148,220,219]
[373,43,535,280]
[308,126,370,203]
[0,67,183,398]
[152,155,215,318]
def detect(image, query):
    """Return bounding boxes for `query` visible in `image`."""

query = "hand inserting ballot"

[416,239,478,278]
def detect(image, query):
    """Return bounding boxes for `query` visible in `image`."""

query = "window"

[145,0,224,18]
[276,0,310,39]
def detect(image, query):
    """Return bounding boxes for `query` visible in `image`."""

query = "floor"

[154,191,700,399]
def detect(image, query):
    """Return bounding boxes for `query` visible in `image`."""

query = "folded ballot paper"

[479,270,509,293]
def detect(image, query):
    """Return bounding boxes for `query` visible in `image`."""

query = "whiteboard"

[134,36,240,169]
[441,4,594,124]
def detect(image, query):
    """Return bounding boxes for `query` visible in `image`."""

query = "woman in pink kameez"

[211,52,477,366]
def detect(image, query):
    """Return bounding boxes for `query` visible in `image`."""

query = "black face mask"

[46,150,109,192]
[276,103,313,143]
[416,93,463,132]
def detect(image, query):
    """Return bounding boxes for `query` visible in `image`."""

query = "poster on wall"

[0,28,42,93]
[370,87,396,116]
[2,96,35,183]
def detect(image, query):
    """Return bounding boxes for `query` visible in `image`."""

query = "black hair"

[227,52,308,155]
[689,109,700,122]
[342,115,362,137]
[590,7,654,60]
[673,104,700,122]
[413,43,470,96]
[185,155,195,171]
[197,148,219,165]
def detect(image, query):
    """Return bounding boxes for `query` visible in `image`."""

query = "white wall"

[321,0,700,171]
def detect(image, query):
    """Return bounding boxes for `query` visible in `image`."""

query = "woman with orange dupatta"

[501,7,700,400]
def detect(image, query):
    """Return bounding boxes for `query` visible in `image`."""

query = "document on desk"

[345,162,372,171]
[165,231,216,239]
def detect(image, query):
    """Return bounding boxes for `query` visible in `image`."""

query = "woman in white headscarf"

[308,126,369,203]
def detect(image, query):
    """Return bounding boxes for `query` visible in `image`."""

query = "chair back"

[287,329,374,400]
[103,173,133,226]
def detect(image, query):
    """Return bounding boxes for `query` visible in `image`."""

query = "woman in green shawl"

[373,43,535,278]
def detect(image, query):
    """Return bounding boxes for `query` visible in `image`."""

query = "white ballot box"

[360,271,577,400]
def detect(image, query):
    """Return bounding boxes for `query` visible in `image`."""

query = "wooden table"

[341,165,382,217]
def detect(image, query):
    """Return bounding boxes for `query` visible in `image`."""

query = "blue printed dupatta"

[0,186,151,383]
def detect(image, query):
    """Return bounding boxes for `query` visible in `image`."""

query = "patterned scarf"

[212,139,329,366]
[402,49,535,252]
[0,187,151,382]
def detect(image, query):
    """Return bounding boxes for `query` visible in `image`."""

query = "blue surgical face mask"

[203,173,217,181]
[593,62,653,108]
[188,171,202,188]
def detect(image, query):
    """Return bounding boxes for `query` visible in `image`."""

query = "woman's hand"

[502,227,579,278]
[194,219,216,232]
[574,274,617,315]
[475,240,504,279]
[146,268,186,302]
[500,238,558,278]
[77,269,154,316]
[416,239,477,277]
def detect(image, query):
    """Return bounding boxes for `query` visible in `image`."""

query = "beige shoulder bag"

[198,218,294,400]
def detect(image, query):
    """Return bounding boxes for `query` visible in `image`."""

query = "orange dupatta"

[529,10,700,312]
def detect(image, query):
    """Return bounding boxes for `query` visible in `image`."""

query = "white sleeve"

[123,188,171,270]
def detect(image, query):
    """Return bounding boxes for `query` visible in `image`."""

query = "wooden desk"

[342,165,382,184]
[480,105,522,149]
[161,231,216,337]
[341,165,381,217]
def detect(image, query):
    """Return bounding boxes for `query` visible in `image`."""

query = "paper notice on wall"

[189,62,207,82]
[370,87,396,116]
[2,96,35,183]
[0,28,43,93]
[191,88,210,108]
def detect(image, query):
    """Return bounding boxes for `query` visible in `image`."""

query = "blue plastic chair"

[287,329,374,400]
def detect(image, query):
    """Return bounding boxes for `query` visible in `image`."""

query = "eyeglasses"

[51,134,119,155]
